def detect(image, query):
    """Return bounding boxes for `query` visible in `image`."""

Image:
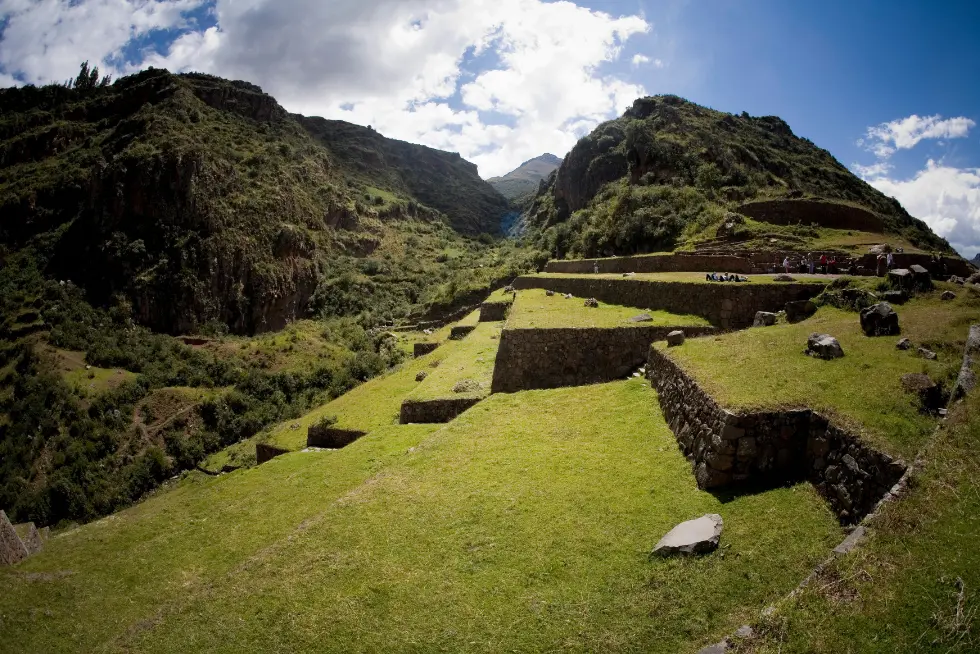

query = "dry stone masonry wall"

[414,342,439,358]
[450,325,477,340]
[306,426,367,449]
[648,347,907,523]
[399,397,482,424]
[479,301,512,322]
[738,199,884,232]
[513,276,823,330]
[256,442,289,464]
[491,326,715,393]
[544,253,752,275]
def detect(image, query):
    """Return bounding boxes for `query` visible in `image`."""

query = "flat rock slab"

[652,514,723,557]
[629,313,653,323]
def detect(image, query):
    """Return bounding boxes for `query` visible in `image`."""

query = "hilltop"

[523,95,953,260]
[487,153,563,203]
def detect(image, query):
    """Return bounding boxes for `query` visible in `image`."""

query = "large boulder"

[860,302,900,336]
[910,264,934,290]
[882,290,908,305]
[753,311,777,327]
[887,268,912,290]
[785,300,817,323]
[651,514,724,557]
[666,330,685,347]
[806,333,844,360]
[584,297,599,308]
[942,291,957,301]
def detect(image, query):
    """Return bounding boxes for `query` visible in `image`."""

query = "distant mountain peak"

[488,153,563,202]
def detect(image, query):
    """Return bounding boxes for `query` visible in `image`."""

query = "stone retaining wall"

[450,325,477,340]
[544,253,752,275]
[479,301,512,322]
[414,342,439,358]
[512,276,824,330]
[855,252,974,278]
[648,347,906,523]
[738,199,884,232]
[306,426,367,449]
[256,442,289,464]
[491,326,715,394]
[399,397,482,424]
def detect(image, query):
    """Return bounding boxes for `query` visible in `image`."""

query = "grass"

[42,346,137,395]
[508,288,713,329]
[0,381,844,653]
[407,321,502,400]
[532,271,831,285]
[485,288,515,302]
[738,383,980,653]
[655,284,980,459]
[203,321,350,373]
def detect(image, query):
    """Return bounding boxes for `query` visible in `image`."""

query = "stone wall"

[450,325,477,340]
[399,397,482,424]
[479,301,512,322]
[255,442,289,464]
[306,426,367,449]
[1,510,29,566]
[648,347,906,523]
[544,253,752,275]
[414,342,439,358]
[491,326,715,394]
[855,252,974,278]
[738,199,884,233]
[512,276,824,330]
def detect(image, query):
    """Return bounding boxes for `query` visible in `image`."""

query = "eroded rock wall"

[491,326,714,394]
[512,276,823,330]
[648,347,906,522]
[544,254,752,275]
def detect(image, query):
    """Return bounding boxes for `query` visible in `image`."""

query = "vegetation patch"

[406,322,501,401]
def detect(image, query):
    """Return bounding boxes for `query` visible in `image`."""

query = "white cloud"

[0,0,207,85]
[0,0,650,178]
[653,58,664,68]
[859,160,980,257]
[632,54,650,66]
[861,114,975,160]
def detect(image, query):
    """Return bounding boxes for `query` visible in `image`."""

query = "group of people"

[705,272,748,282]
[776,253,840,275]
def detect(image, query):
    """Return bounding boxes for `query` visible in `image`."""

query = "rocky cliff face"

[0,69,511,334]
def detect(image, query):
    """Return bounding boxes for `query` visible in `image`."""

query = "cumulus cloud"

[632,54,650,66]
[0,0,207,85]
[859,161,980,257]
[861,114,975,160]
[0,0,651,177]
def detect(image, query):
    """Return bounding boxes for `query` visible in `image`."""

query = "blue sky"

[0,0,978,253]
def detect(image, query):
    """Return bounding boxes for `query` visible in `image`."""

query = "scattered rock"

[896,338,912,350]
[667,330,685,347]
[918,347,937,360]
[785,300,817,323]
[545,290,555,297]
[629,313,653,323]
[806,333,845,360]
[882,290,908,305]
[562,293,573,299]
[860,302,900,336]
[584,297,599,308]
[504,285,516,293]
[415,371,428,382]
[451,379,481,394]
[753,311,777,327]
[949,275,965,285]
[423,328,433,335]
[833,526,867,555]
[967,272,980,285]
[773,274,796,282]
[651,514,724,557]
[1,510,29,566]
[942,290,957,301]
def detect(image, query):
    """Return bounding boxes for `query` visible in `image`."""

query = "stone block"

[0,510,29,566]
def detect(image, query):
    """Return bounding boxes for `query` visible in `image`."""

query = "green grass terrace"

[530,271,832,285]
[508,288,712,329]
[653,283,980,460]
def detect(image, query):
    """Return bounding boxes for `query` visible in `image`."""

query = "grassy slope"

[657,284,980,459]
[0,381,843,653]
[739,382,980,653]
[406,321,502,400]
[509,288,712,329]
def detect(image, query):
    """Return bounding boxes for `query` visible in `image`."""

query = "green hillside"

[487,153,562,202]
[523,95,953,259]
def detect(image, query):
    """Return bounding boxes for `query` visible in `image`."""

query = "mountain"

[487,153,562,202]
[523,95,953,259]
[0,69,516,336]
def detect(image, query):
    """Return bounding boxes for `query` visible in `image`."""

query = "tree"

[65,61,111,91]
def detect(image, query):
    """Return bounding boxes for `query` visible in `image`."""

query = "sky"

[0,0,978,255]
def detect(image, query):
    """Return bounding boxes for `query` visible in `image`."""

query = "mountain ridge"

[487,152,563,203]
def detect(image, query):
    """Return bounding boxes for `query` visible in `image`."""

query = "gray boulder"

[629,313,653,323]
[806,333,845,360]
[918,347,938,360]
[667,330,685,347]
[785,300,817,323]
[909,265,933,290]
[753,311,777,327]
[896,338,912,350]
[860,302,900,336]
[651,514,724,557]
[584,297,599,308]
[1,510,29,566]
[949,276,965,285]
[545,290,555,297]
[942,291,957,301]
